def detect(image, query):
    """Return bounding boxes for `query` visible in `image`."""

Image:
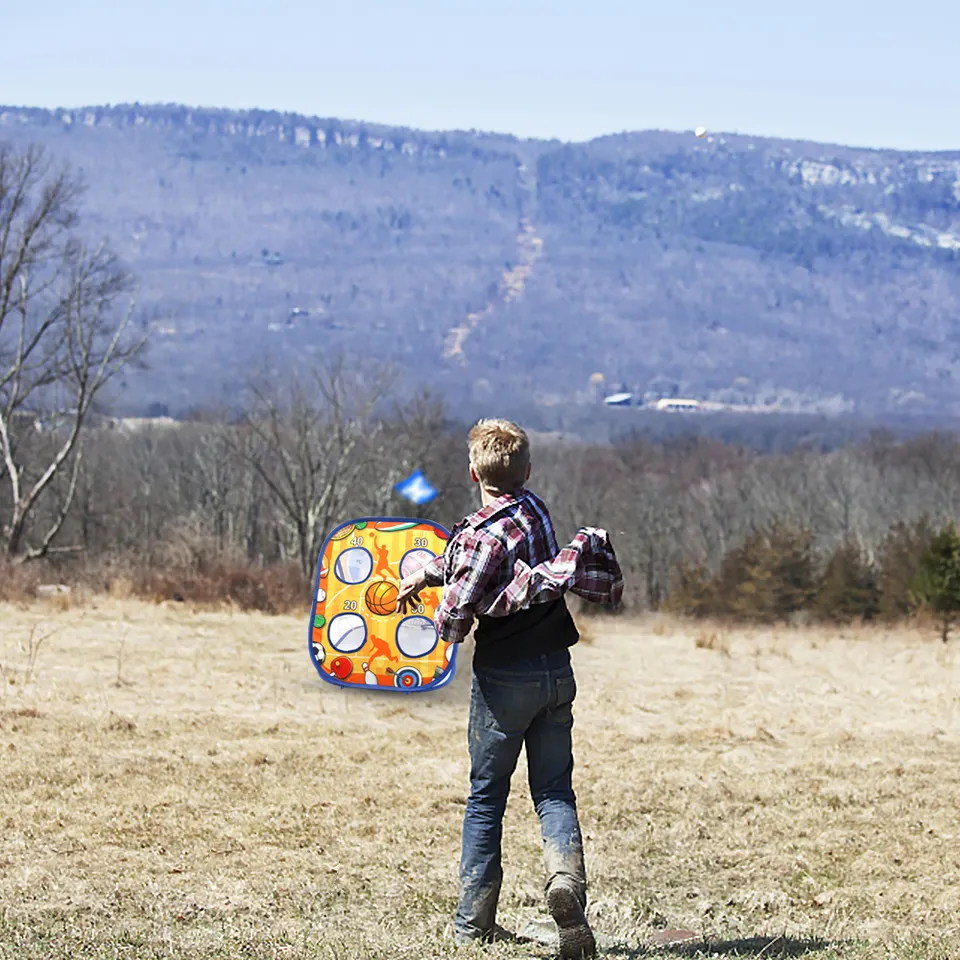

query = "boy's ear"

[525,463,532,481]
[469,463,480,483]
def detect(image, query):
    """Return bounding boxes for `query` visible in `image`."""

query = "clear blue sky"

[5,0,958,151]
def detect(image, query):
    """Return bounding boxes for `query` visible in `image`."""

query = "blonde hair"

[468,419,530,493]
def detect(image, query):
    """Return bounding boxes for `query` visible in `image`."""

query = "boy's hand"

[396,569,428,614]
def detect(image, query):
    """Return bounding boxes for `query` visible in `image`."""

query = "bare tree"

[0,144,145,561]
[231,362,393,577]
[353,388,472,523]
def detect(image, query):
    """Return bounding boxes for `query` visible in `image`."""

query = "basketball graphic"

[365,579,400,616]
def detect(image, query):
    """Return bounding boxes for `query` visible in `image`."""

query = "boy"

[396,419,622,959]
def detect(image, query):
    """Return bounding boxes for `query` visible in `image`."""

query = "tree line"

[6,396,960,637]
[535,431,960,637]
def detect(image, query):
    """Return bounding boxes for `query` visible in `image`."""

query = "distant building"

[100,416,179,432]
[604,392,634,407]
[655,398,701,412]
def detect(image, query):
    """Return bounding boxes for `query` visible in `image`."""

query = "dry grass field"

[2,597,960,959]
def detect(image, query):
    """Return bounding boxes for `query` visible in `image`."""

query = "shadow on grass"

[604,934,835,958]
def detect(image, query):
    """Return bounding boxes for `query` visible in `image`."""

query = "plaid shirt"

[422,489,623,644]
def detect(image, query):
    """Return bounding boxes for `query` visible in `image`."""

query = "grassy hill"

[2,104,959,423]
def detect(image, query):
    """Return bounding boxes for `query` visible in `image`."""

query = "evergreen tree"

[725,521,816,623]
[813,539,879,623]
[663,561,714,617]
[910,523,960,643]
[876,517,936,619]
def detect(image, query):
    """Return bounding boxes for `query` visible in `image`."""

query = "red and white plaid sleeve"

[421,519,467,588]
[421,553,445,588]
[480,527,623,616]
[433,528,507,644]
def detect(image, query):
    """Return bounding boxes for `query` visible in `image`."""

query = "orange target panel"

[308,517,455,692]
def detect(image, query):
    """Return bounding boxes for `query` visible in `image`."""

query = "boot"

[546,879,596,960]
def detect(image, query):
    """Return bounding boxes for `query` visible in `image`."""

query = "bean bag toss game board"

[309,518,456,691]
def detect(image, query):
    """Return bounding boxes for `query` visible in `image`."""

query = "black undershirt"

[472,597,579,667]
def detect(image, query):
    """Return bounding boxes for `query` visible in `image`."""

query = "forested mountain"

[2,104,959,424]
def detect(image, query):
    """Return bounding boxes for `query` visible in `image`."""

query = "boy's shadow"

[602,934,833,958]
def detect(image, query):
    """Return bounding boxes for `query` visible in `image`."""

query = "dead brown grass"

[0,558,310,614]
[693,627,731,656]
[0,559,43,603]
[131,560,310,613]
[1,603,959,958]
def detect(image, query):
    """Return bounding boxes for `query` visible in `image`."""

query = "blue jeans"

[455,648,587,939]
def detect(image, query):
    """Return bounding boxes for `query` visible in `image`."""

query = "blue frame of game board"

[308,516,456,693]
